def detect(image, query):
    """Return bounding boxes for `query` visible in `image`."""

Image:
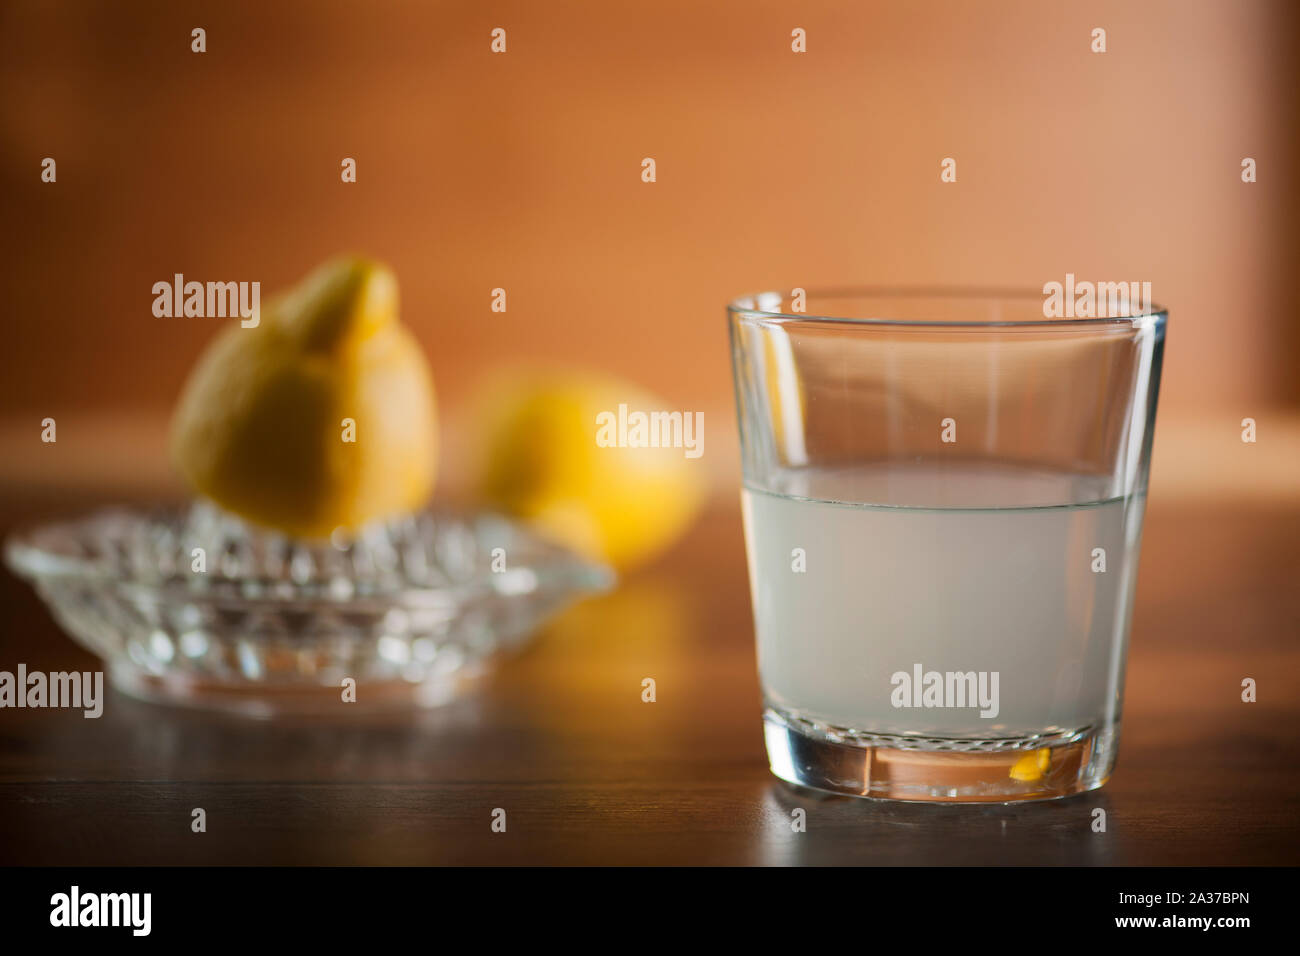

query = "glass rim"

[727,286,1168,331]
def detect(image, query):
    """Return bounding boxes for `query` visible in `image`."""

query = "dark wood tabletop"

[1,485,1297,866]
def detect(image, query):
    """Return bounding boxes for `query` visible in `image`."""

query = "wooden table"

[1,487,1297,866]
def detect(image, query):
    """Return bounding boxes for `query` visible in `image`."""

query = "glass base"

[763,709,1116,803]
[108,660,484,718]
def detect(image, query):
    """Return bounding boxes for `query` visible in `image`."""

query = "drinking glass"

[728,289,1166,802]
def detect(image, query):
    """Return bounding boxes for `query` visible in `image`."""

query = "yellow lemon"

[170,257,437,538]
[470,370,706,571]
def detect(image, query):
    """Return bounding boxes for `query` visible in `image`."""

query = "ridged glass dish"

[5,502,614,717]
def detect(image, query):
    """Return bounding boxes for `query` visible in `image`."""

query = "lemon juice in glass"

[728,290,1166,802]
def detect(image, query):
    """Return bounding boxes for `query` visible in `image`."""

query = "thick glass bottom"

[763,708,1117,803]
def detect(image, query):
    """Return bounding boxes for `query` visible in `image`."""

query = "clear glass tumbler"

[728,290,1166,802]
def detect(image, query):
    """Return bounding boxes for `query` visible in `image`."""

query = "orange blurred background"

[1,0,1296,506]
